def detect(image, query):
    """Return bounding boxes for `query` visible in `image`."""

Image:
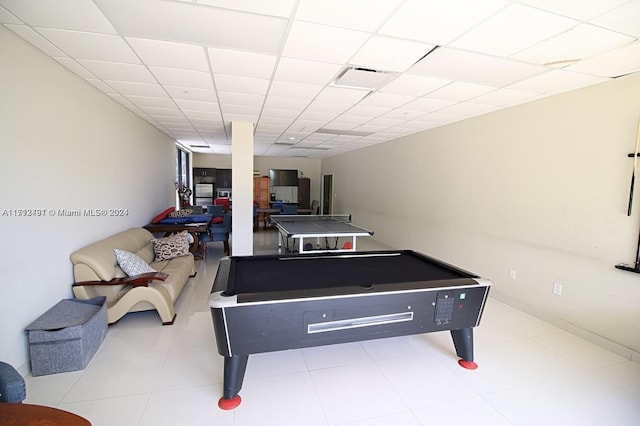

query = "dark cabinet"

[193,168,215,183]
[298,177,310,209]
[216,169,232,188]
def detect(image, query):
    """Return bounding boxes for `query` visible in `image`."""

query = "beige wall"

[323,72,640,360]
[0,27,177,370]
[193,153,322,204]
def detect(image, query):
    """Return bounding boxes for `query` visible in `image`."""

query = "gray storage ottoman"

[26,296,107,376]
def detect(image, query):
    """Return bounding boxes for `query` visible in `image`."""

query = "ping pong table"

[270,214,374,254]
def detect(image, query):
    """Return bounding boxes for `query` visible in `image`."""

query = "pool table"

[209,250,491,410]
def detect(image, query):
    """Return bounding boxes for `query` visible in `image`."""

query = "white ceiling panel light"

[34,28,139,63]
[294,0,403,32]
[127,38,209,72]
[410,47,547,87]
[208,48,277,79]
[450,4,577,56]
[94,0,288,54]
[379,0,508,44]
[0,0,115,33]
[282,21,369,64]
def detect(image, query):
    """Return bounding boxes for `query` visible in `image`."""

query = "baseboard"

[490,291,640,364]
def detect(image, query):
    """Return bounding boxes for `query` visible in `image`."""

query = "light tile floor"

[23,230,640,426]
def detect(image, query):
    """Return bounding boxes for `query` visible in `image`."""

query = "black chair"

[281,204,298,215]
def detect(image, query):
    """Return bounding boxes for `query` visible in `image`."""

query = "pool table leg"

[450,328,478,370]
[218,355,249,410]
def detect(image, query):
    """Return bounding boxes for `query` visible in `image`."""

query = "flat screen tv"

[269,169,298,186]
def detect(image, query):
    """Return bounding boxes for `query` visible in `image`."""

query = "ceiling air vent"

[331,66,395,91]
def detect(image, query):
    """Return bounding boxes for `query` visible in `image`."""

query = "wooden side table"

[0,403,91,425]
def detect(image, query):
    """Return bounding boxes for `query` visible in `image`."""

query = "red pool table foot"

[218,395,242,410]
[458,359,478,370]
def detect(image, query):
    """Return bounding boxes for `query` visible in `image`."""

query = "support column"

[231,121,254,256]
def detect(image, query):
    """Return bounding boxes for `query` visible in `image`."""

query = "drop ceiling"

[1,0,639,158]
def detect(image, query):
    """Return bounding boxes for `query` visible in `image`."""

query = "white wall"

[0,27,177,370]
[322,72,640,360]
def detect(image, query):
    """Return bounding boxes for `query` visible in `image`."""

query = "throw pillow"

[114,249,156,276]
[169,208,192,218]
[151,232,190,261]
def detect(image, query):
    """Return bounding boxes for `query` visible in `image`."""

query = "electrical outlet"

[509,269,517,280]
[553,282,563,296]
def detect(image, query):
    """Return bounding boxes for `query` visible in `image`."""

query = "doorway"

[322,174,333,215]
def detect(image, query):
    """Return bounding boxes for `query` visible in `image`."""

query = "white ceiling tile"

[565,41,640,78]
[123,95,175,109]
[331,114,370,125]
[258,116,295,127]
[0,6,22,24]
[53,58,94,79]
[174,99,220,112]
[221,103,262,116]
[427,82,497,101]
[261,108,300,121]
[264,96,311,110]
[150,66,214,90]
[282,21,369,64]
[216,92,264,107]
[518,0,630,21]
[513,24,634,67]
[401,97,457,114]
[359,92,415,108]
[471,88,541,106]
[5,24,67,56]
[0,0,116,33]
[165,86,218,102]
[289,119,326,132]
[127,38,209,72]
[350,35,435,72]
[214,74,270,95]
[379,0,508,44]
[508,69,606,95]
[451,4,577,57]
[295,0,404,31]
[77,59,156,83]
[347,104,392,117]
[366,117,405,127]
[209,48,276,79]
[297,110,340,122]
[197,0,296,18]
[274,57,341,85]
[223,113,258,124]
[183,110,223,121]
[315,86,369,104]
[140,106,184,118]
[87,78,117,94]
[269,80,324,99]
[106,81,167,97]
[35,28,139,63]
[591,0,640,37]
[305,100,351,115]
[410,47,547,86]
[381,74,450,96]
[95,0,288,54]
